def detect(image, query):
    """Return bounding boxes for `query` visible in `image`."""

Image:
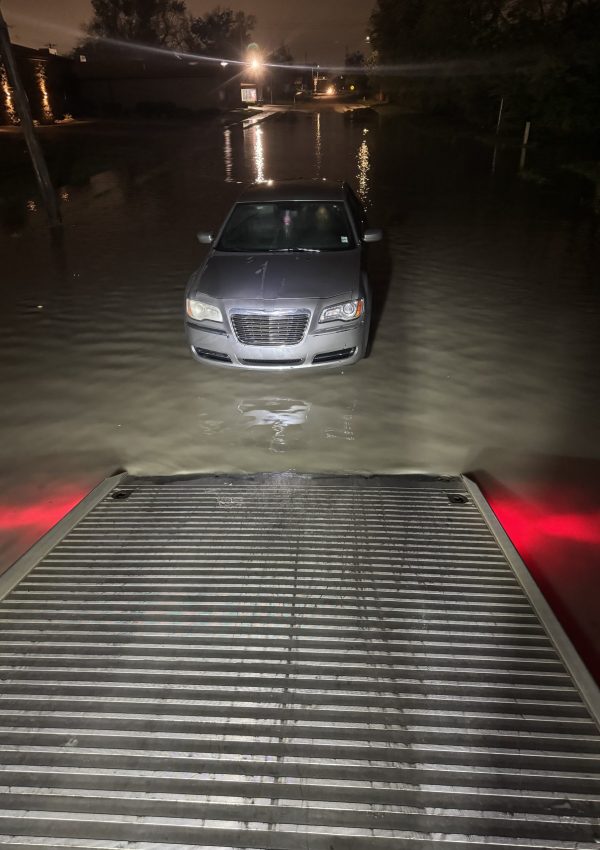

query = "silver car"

[185,180,382,370]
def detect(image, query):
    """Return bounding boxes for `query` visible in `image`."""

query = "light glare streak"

[3,11,527,78]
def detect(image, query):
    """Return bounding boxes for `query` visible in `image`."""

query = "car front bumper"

[185,318,368,370]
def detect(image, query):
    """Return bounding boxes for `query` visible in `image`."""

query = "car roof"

[239,179,347,203]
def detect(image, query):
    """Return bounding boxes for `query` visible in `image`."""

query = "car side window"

[345,186,367,239]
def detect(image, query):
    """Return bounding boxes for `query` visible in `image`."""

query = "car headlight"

[186,298,223,323]
[319,299,364,323]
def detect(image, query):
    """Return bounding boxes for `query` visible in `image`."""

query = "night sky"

[2,0,370,64]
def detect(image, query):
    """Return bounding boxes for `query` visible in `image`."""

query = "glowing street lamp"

[242,44,264,105]
[250,56,262,75]
[247,43,263,77]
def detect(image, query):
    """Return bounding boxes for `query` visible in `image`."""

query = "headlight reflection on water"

[236,396,358,451]
[237,398,310,453]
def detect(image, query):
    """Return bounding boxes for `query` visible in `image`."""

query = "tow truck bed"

[0,473,598,849]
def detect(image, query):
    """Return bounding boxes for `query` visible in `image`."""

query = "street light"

[244,45,264,105]
[247,43,263,77]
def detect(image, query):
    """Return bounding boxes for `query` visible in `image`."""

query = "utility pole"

[0,4,61,226]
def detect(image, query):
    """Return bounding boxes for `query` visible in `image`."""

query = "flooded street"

[1,107,599,671]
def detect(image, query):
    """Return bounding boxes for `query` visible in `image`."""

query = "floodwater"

[0,107,599,673]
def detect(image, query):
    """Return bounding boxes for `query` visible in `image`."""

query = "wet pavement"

[0,106,599,674]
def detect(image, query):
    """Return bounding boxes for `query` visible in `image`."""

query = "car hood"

[190,251,360,301]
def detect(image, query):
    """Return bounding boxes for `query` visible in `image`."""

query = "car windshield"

[216,201,356,253]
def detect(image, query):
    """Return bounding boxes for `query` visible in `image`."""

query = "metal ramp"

[0,473,598,849]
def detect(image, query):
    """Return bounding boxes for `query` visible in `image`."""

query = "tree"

[183,7,256,59]
[86,0,188,48]
[368,0,600,135]
[369,0,426,62]
[268,44,294,65]
[369,0,508,62]
[338,49,368,95]
[369,0,600,63]
[266,45,295,100]
[345,50,365,66]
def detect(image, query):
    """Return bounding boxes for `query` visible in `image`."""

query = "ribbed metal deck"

[0,474,598,849]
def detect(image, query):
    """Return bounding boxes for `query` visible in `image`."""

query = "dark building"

[72,51,241,118]
[2,45,246,125]
[0,44,75,125]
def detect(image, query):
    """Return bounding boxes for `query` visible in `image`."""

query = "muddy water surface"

[0,109,599,672]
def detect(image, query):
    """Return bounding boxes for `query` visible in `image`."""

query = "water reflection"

[235,396,360,452]
[1,111,599,675]
[0,199,27,235]
[49,224,69,280]
[357,132,371,205]
[0,171,119,236]
[314,112,322,176]
[223,128,233,182]
[237,398,310,453]
[244,124,266,183]
[324,401,357,441]
[89,169,121,198]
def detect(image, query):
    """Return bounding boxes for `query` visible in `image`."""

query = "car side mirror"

[363,228,383,243]
[197,232,214,245]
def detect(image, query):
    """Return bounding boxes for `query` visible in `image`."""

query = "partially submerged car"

[185,179,382,370]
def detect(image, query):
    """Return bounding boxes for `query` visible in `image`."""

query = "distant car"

[185,180,382,370]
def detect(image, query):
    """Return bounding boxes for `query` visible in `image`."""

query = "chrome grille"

[230,311,309,345]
